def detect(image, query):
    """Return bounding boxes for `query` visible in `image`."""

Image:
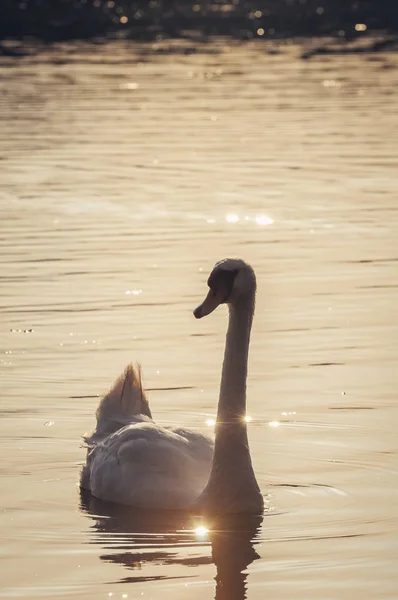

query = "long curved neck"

[210,293,255,474]
[199,290,263,513]
[217,296,254,424]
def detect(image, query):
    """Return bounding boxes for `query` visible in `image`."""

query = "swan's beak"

[194,289,223,319]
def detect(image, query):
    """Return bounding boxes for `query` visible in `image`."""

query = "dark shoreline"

[1,0,397,48]
[1,33,397,63]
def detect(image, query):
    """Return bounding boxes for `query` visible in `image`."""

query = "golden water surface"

[0,40,397,599]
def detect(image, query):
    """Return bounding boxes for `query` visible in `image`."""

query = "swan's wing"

[86,422,213,509]
[80,414,152,490]
[168,426,214,462]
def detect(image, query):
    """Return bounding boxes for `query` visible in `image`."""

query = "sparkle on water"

[226,213,239,223]
[194,526,209,535]
[119,82,139,90]
[226,213,273,225]
[194,526,210,541]
[255,214,273,225]
[206,416,252,425]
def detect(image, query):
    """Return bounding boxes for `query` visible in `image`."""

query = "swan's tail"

[85,364,152,445]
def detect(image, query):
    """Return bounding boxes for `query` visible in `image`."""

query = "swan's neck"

[217,298,254,424]
[199,292,263,513]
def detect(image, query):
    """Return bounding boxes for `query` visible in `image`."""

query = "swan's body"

[81,258,263,513]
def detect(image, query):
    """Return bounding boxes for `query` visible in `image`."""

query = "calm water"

[0,39,397,600]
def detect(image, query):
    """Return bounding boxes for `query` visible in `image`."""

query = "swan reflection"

[80,489,263,598]
[206,512,263,600]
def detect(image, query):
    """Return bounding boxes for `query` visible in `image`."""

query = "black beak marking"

[193,306,202,319]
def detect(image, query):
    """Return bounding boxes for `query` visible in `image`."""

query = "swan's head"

[194,258,256,319]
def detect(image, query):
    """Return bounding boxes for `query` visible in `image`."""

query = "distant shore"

[1,33,397,62]
[1,0,397,51]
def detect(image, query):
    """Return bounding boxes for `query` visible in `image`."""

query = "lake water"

[0,39,397,600]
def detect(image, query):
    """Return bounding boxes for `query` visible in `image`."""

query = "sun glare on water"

[195,526,209,535]
[194,526,209,540]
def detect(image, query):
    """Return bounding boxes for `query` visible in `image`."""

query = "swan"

[80,258,263,513]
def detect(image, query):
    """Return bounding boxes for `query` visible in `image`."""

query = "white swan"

[80,258,263,513]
